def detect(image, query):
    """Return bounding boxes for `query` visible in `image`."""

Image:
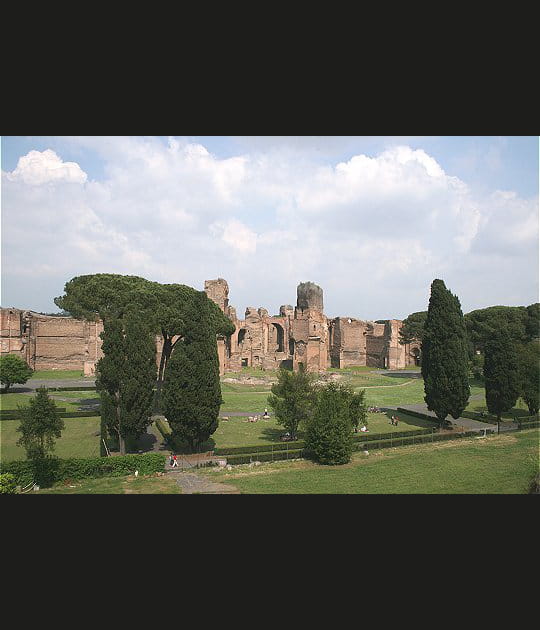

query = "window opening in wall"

[241,358,248,367]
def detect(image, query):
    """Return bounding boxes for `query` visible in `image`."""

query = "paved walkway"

[10,377,96,392]
[166,470,240,494]
[395,403,515,433]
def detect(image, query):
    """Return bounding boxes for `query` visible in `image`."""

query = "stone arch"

[271,322,285,352]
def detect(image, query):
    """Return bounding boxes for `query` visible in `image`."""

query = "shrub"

[0,473,18,494]
[0,355,34,393]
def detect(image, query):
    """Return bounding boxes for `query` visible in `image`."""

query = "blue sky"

[1,136,538,319]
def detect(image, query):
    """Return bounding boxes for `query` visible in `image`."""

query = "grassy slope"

[199,430,540,494]
[1,416,101,462]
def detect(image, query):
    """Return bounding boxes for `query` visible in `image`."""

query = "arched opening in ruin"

[289,338,295,356]
[411,347,420,366]
[271,323,285,352]
[238,329,247,346]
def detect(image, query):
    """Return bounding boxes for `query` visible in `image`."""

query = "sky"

[1,136,538,321]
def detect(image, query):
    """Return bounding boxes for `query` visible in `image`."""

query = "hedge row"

[224,449,307,465]
[518,419,540,429]
[214,427,433,456]
[222,429,493,466]
[0,408,67,420]
[396,408,438,422]
[0,452,166,487]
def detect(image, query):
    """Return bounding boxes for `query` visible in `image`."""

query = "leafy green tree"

[399,311,427,346]
[305,382,354,465]
[525,303,540,341]
[519,341,540,416]
[0,354,34,393]
[349,389,367,430]
[16,388,65,459]
[162,292,222,451]
[484,328,521,426]
[267,364,315,439]
[421,279,470,427]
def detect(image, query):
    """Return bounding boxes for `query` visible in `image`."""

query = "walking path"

[10,377,96,392]
[394,403,516,433]
[166,470,240,494]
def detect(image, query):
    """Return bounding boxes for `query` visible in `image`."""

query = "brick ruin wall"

[1,279,420,375]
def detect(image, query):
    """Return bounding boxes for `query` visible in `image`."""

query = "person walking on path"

[169,454,174,467]
[172,454,178,468]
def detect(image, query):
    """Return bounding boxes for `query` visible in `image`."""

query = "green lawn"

[198,429,540,494]
[182,410,434,452]
[0,392,85,413]
[30,474,182,494]
[31,370,85,379]
[0,416,102,462]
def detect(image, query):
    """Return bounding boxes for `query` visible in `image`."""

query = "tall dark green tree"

[421,279,470,427]
[305,382,354,465]
[519,341,540,416]
[96,317,126,454]
[120,309,157,448]
[267,364,315,439]
[16,388,65,460]
[484,328,521,426]
[161,292,222,451]
[96,311,157,455]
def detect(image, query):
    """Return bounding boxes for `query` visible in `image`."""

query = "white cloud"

[6,149,87,185]
[1,139,537,319]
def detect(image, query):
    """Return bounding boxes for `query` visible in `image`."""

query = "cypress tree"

[484,328,521,426]
[96,317,126,454]
[519,341,540,416]
[421,279,470,427]
[162,292,222,452]
[119,309,157,448]
[96,312,157,455]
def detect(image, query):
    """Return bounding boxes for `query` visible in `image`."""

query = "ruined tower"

[290,281,329,372]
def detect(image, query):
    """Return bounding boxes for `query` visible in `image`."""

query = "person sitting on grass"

[360,424,368,432]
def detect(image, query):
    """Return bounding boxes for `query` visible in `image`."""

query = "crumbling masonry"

[1,279,420,376]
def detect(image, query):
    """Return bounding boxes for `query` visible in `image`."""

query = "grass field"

[197,429,540,494]
[31,370,85,379]
[0,416,101,462]
[31,473,182,494]
[0,392,87,413]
